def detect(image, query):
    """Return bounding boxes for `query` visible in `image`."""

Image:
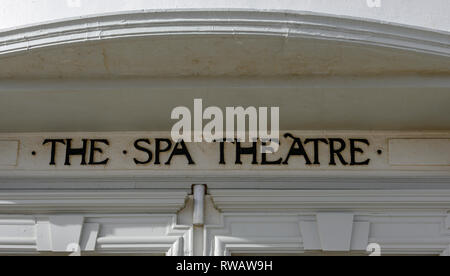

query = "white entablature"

[0,1,448,257]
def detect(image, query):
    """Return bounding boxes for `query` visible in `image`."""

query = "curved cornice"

[0,9,449,58]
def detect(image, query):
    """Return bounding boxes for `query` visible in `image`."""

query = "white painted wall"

[0,0,449,31]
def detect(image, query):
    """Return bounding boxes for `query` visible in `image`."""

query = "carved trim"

[205,214,305,256]
[205,191,450,256]
[213,236,303,256]
[210,190,450,211]
[0,10,448,57]
[1,172,450,190]
[0,214,193,255]
[0,190,189,213]
[86,215,193,256]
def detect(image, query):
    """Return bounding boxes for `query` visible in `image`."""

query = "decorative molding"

[205,213,370,256]
[0,190,189,213]
[204,190,450,256]
[95,236,184,256]
[205,214,305,256]
[210,190,450,211]
[84,215,193,256]
[0,214,193,255]
[316,213,356,251]
[213,236,302,257]
[48,215,84,252]
[0,190,448,255]
[0,191,193,255]
[0,216,36,254]
[80,223,100,252]
[300,214,370,251]
[205,212,450,256]
[1,172,450,190]
[0,10,448,58]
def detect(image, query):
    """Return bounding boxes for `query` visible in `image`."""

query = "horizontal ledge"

[97,236,180,245]
[1,75,450,90]
[0,237,36,245]
[1,170,449,181]
[0,172,450,191]
[210,190,450,211]
[210,189,450,197]
[0,9,448,57]
[0,191,189,213]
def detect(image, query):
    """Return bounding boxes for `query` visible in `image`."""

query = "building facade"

[0,0,449,256]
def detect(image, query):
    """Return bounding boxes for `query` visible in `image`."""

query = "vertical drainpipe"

[193,184,206,226]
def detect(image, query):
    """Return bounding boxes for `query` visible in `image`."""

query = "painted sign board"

[0,131,449,172]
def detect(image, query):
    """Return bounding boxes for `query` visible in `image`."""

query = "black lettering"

[350,139,370,166]
[261,142,282,165]
[42,139,65,165]
[235,142,258,165]
[155,139,172,165]
[219,142,226,165]
[166,141,195,165]
[283,133,312,165]
[329,138,348,166]
[133,139,153,165]
[304,138,329,165]
[65,139,88,166]
[89,139,109,165]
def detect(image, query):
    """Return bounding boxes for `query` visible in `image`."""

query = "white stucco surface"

[0,0,449,32]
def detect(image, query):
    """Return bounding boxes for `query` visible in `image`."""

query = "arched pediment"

[0,10,448,133]
[0,10,448,78]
